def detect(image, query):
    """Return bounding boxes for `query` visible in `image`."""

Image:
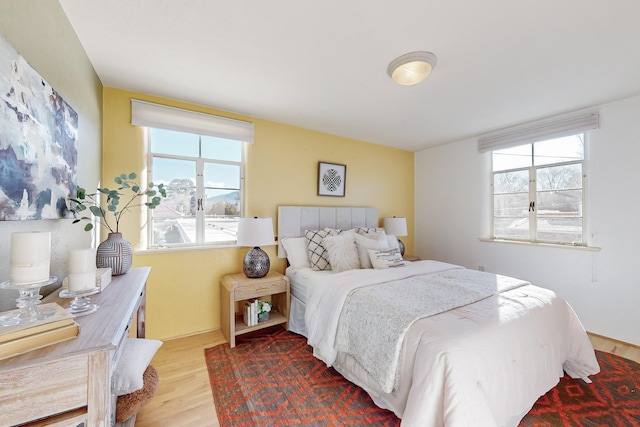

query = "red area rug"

[520,348,640,426]
[205,329,640,426]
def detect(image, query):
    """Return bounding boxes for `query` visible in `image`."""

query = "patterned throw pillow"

[324,228,357,237]
[368,248,405,269]
[355,227,385,235]
[305,229,332,271]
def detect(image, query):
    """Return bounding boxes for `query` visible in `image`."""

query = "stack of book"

[244,299,259,326]
[0,303,79,360]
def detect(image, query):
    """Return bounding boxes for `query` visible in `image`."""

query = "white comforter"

[304,260,600,427]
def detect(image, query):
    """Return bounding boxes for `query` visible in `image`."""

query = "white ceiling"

[59,0,640,152]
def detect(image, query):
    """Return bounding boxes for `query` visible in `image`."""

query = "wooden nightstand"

[220,271,290,347]
[403,255,420,262]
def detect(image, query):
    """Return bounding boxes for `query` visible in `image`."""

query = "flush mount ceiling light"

[387,51,437,86]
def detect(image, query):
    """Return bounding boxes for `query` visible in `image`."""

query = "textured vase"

[96,232,132,275]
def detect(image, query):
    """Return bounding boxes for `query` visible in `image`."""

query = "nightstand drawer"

[234,280,287,300]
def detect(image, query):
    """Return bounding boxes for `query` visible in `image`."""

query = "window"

[492,134,585,245]
[130,99,253,248]
[479,112,598,247]
[149,128,243,247]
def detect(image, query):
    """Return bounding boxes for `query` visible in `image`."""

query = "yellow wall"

[103,87,415,340]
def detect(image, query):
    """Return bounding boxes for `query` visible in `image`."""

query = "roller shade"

[478,112,599,153]
[131,99,254,142]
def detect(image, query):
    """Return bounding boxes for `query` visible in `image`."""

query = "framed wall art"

[0,34,78,221]
[318,162,346,197]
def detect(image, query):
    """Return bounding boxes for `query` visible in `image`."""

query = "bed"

[277,206,600,427]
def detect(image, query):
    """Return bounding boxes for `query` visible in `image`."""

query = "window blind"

[130,99,254,143]
[477,112,599,153]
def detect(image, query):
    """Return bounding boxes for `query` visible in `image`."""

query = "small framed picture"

[318,162,346,197]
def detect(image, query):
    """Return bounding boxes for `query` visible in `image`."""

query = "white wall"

[415,94,640,346]
[0,1,103,310]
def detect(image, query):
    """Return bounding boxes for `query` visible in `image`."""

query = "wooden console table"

[0,266,150,426]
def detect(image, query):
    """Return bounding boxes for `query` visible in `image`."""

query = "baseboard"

[160,327,222,342]
[587,331,640,350]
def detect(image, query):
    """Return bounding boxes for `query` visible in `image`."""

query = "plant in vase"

[69,172,166,275]
[258,300,272,323]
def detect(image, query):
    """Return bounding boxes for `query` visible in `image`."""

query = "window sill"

[478,238,601,252]
[135,243,238,255]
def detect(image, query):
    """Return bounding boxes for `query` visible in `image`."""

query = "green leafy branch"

[69,172,166,234]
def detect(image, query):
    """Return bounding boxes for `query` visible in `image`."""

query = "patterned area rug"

[205,329,639,426]
[520,349,640,426]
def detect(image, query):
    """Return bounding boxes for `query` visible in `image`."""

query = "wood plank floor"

[135,330,225,427]
[135,330,640,427]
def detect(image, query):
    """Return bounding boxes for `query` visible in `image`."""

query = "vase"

[258,312,269,323]
[96,232,132,275]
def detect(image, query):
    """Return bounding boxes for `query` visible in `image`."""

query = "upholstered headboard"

[277,206,378,258]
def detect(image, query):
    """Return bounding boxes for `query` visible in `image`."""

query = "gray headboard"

[277,206,378,258]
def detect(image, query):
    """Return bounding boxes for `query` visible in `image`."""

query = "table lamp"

[383,216,408,256]
[236,217,275,278]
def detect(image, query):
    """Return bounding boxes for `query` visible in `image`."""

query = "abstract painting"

[0,34,77,220]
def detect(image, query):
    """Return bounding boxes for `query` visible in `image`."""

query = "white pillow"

[386,234,400,250]
[354,232,389,269]
[281,237,310,269]
[322,233,360,273]
[112,338,163,396]
[368,248,406,269]
[305,229,332,271]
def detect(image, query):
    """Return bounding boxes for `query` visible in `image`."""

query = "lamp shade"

[236,217,274,247]
[383,217,408,237]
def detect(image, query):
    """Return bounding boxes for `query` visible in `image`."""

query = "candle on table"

[68,249,97,292]
[10,231,51,285]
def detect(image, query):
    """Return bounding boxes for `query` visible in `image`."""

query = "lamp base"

[397,239,405,257]
[243,247,270,278]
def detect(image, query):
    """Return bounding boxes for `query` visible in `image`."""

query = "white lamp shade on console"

[383,217,408,256]
[236,217,275,278]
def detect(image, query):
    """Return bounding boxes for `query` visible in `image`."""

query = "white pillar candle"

[67,249,97,292]
[68,249,97,274]
[10,231,51,284]
[68,272,96,292]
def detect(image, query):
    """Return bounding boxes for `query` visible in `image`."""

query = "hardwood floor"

[135,330,225,427]
[135,329,640,427]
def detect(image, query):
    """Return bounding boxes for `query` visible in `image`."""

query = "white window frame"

[148,137,245,247]
[490,138,587,245]
[130,99,253,249]
[479,112,599,247]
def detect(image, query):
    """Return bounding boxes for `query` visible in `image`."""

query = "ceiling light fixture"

[387,51,437,86]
